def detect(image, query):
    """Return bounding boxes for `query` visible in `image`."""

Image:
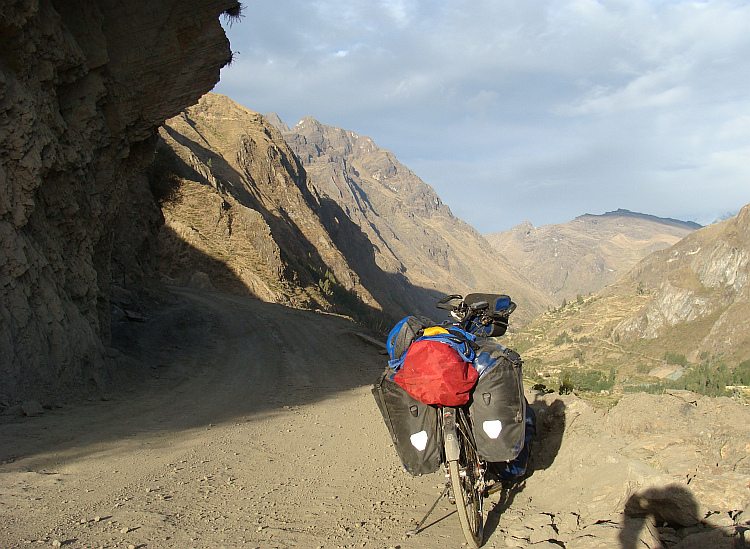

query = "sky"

[213,0,750,234]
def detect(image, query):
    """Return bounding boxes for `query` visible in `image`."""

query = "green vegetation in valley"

[555,367,616,394]
[664,351,688,367]
[604,358,749,398]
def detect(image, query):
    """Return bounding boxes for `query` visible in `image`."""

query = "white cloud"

[215,0,750,233]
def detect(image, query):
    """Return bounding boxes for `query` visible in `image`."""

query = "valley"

[2,3,750,548]
[508,204,750,400]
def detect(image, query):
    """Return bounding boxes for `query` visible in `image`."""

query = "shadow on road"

[483,396,567,539]
[0,284,392,468]
[620,484,747,548]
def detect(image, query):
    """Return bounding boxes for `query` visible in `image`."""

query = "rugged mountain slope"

[272,115,553,324]
[510,203,750,375]
[487,210,699,304]
[612,203,750,362]
[156,93,458,325]
[0,0,239,403]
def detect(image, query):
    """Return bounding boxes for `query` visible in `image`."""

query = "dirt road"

[0,287,517,548]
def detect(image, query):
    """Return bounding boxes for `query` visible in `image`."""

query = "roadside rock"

[519,390,750,548]
[0,0,238,404]
[20,400,44,417]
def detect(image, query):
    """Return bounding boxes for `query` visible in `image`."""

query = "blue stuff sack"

[386,316,428,361]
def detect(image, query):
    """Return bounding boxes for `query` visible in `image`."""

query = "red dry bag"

[393,339,479,406]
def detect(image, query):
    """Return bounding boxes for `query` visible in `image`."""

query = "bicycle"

[409,293,519,548]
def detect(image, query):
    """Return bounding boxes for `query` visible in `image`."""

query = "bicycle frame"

[404,293,518,547]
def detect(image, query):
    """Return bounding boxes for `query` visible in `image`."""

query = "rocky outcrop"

[0,0,239,403]
[487,210,699,305]
[612,203,750,362]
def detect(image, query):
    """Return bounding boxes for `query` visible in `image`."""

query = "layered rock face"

[0,0,238,402]
[613,203,750,362]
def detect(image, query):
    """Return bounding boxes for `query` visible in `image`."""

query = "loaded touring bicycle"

[372,294,535,547]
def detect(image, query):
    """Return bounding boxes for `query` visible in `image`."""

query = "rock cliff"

[0,0,239,403]
[612,203,750,362]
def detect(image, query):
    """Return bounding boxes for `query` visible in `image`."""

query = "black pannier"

[463,293,515,337]
[372,370,442,476]
[469,341,526,462]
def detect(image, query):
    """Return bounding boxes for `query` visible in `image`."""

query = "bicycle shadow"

[484,395,567,538]
[526,395,567,472]
[484,478,527,534]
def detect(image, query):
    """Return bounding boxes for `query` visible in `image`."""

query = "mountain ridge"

[272,111,554,324]
[487,208,699,304]
[509,202,750,376]
[575,208,702,230]
[156,94,392,320]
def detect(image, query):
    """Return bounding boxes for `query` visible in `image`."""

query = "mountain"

[509,203,750,376]
[155,93,394,324]
[154,94,552,328]
[270,114,553,324]
[611,203,750,362]
[487,210,700,304]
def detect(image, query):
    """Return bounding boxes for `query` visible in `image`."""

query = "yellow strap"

[423,326,449,336]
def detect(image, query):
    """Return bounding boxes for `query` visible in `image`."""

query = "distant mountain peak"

[293,116,323,130]
[263,113,289,132]
[487,209,700,303]
[577,209,702,230]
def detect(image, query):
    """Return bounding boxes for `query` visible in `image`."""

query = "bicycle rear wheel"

[447,415,483,547]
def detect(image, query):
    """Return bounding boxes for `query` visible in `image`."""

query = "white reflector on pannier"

[410,430,429,451]
[483,420,503,439]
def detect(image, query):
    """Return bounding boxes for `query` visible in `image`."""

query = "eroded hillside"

[156,93,390,320]
[156,93,468,328]
[509,204,750,381]
[487,210,699,305]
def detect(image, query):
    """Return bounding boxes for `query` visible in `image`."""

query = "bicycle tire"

[447,420,483,547]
